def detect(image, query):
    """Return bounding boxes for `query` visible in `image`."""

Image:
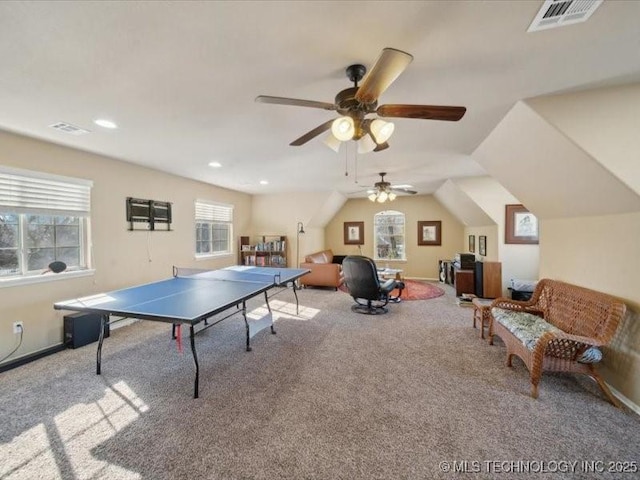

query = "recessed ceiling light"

[94,119,118,129]
[259,180,269,185]
[208,161,222,168]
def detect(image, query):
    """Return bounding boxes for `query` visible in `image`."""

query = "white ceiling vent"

[528,0,603,32]
[49,122,91,136]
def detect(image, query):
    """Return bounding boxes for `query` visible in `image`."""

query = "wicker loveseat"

[489,279,625,406]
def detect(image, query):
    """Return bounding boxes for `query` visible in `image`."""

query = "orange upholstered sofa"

[299,249,344,290]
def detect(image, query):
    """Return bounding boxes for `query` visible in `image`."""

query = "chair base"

[351,304,388,315]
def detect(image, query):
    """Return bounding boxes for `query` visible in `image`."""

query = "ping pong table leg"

[96,314,107,375]
[242,300,252,352]
[263,291,276,335]
[189,325,200,399]
[292,283,300,315]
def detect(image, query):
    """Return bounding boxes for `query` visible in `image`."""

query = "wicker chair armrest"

[552,330,602,348]
[490,297,543,317]
[532,330,601,361]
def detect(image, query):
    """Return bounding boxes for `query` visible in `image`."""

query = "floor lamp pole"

[296,222,305,287]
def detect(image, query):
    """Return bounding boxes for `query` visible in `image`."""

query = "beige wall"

[455,176,539,293]
[528,83,640,195]
[464,225,498,261]
[250,192,346,267]
[540,212,640,405]
[0,130,251,364]
[325,195,465,279]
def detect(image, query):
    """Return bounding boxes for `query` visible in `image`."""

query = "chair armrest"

[300,262,341,274]
[491,297,543,317]
[380,278,396,293]
[532,330,601,361]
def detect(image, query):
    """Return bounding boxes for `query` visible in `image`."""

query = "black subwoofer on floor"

[64,312,110,349]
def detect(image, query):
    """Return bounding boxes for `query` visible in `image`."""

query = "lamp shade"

[370,119,395,144]
[324,133,342,153]
[357,134,377,154]
[331,116,355,141]
[368,192,377,202]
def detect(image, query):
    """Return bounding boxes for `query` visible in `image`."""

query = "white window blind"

[195,200,233,223]
[0,166,92,216]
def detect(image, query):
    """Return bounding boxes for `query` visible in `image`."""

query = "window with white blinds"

[0,167,92,280]
[0,166,91,216]
[195,200,233,257]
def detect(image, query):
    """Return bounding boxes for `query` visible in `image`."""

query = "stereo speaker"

[64,312,110,349]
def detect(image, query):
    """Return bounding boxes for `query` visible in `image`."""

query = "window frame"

[0,166,93,287]
[373,210,407,262]
[194,200,234,259]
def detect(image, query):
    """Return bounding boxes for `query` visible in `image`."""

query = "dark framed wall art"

[505,204,539,244]
[468,235,475,253]
[479,235,487,256]
[344,221,364,245]
[417,220,442,246]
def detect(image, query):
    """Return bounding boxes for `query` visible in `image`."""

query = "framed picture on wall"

[344,221,364,245]
[417,220,442,246]
[469,235,475,253]
[479,235,487,256]
[505,204,539,244]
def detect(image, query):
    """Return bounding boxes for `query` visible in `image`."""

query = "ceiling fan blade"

[377,104,466,121]
[391,187,417,195]
[255,95,336,111]
[290,119,334,146]
[355,48,413,105]
[373,141,389,152]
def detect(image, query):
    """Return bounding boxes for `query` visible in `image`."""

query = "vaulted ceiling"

[1,1,639,197]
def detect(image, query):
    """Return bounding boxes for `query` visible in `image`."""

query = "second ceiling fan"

[256,47,466,153]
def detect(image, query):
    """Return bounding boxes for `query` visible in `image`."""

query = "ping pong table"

[53,265,310,398]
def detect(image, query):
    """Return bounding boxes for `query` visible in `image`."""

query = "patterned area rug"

[340,279,445,301]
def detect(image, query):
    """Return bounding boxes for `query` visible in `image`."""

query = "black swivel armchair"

[342,255,404,314]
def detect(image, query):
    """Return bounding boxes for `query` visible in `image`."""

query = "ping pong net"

[173,266,282,286]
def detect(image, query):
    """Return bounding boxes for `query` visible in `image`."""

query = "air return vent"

[49,122,91,136]
[528,0,603,32]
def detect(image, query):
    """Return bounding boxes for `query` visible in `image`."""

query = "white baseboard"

[607,383,640,416]
[405,276,440,282]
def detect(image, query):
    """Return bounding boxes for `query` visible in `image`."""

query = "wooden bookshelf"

[238,235,287,267]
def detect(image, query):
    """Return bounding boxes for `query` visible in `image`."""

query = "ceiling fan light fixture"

[324,133,341,153]
[331,116,355,141]
[368,193,377,202]
[370,119,394,144]
[377,191,389,203]
[388,191,397,201]
[357,134,376,154]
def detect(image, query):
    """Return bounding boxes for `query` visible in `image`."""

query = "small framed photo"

[344,221,364,245]
[417,220,442,246]
[505,204,539,244]
[479,235,487,256]
[468,235,475,253]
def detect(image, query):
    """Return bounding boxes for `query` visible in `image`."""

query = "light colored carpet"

[1,283,638,480]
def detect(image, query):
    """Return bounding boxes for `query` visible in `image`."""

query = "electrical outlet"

[13,321,23,334]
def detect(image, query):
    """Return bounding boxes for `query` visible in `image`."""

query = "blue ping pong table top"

[54,266,309,324]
